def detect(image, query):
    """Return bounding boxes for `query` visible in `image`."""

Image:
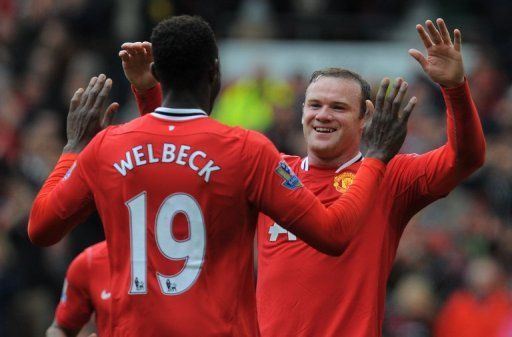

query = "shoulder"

[386,153,421,174]
[88,241,108,260]
[66,247,91,286]
[104,116,145,136]
[281,154,301,165]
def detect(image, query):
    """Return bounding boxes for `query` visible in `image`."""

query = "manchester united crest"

[333,172,355,193]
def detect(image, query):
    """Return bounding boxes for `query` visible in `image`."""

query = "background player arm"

[49,250,94,337]
[119,42,162,115]
[403,19,485,195]
[46,321,80,337]
[246,79,416,255]
[28,75,117,246]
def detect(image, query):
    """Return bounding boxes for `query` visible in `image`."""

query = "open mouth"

[314,127,337,133]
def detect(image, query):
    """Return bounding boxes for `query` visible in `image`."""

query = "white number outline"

[155,193,206,296]
[126,192,206,296]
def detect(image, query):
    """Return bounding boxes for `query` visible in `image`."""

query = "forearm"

[442,78,486,171]
[289,158,386,255]
[46,322,78,337]
[132,83,162,116]
[28,154,91,246]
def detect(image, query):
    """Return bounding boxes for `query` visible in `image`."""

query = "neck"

[161,83,211,113]
[307,149,362,169]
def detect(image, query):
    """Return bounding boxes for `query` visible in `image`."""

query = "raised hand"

[119,41,158,91]
[364,78,417,163]
[408,18,464,88]
[63,74,119,153]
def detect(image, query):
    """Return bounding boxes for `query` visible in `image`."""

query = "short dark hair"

[308,68,371,117]
[151,15,218,89]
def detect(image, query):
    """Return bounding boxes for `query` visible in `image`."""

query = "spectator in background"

[434,257,512,337]
[212,66,294,131]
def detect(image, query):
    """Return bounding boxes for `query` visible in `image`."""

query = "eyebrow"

[305,98,350,107]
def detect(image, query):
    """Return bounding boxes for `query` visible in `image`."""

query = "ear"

[301,102,305,125]
[362,100,374,128]
[150,62,160,81]
[210,58,220,82]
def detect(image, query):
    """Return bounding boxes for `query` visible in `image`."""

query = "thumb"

[102,102,119,128]
[408,49,428,70]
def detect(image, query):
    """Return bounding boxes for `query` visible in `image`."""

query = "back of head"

[151,15,218,90]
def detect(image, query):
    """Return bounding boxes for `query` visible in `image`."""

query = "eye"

[332,105,344,111]
[308,103,321,109]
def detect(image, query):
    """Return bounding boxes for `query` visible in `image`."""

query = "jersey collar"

[300,152,363,173]
[151,107,208,121]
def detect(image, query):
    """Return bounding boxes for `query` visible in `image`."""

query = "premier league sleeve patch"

[63,161,77,181]
[275,161,303,190]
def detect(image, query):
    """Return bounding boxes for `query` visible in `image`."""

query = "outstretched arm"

[405,18,485,194]
[28,75,118,245]
[119,42,161,115]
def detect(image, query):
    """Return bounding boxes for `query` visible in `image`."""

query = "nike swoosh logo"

[101,290,111,300]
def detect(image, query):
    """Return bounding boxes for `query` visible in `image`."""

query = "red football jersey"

[256,80,485,337]
[55,241,110,336]
[29,107,387,336]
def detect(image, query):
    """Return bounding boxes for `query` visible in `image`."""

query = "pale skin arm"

[118,41,158,91]
[408,18,465,87]
[46,321,80,337]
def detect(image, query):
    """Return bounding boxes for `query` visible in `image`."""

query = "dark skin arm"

[63,74,119,154]
[364,77,416,163]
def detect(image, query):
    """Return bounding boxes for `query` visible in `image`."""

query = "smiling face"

[303,76,366,165]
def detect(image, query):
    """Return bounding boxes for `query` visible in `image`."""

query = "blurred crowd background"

[1,0,511,336]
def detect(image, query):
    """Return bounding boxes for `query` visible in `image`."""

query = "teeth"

[314,127,335,133]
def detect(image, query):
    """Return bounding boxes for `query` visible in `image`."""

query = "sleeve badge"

[275,161,303,190]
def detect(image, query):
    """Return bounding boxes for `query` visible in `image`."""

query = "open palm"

[409,18,465,88]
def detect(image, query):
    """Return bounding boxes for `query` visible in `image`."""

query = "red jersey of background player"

[55,241,110,336]
[256,80,485,337]
[29,105,387,336]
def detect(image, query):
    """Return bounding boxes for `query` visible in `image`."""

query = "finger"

[70,88,84,112]
[85,74,107,108]
[102,102,119,128]
[453,29,462,52]
[400,96,417,123]
[80,76,98,105]
[416,24,433,48]
[408,49,428,70]
[375,78,390,111]
[436,18,452,44]
[121,42,134,50]
[92,77,112,112]
[392,81,408,116]
[384,78,403,114]
[426,20,442,44]
[119,50,131,63]
[134,42,145,55]
[142,41,152,58]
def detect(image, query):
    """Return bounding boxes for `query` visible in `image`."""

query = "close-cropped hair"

[151,15,218,89]
[308,68,371,117]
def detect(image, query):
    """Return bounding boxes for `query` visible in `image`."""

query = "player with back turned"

[46,241,110,337]
[124,18,485,337]
[28,16,415,336]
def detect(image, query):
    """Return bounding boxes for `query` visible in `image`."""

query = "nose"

[315,106,332,122]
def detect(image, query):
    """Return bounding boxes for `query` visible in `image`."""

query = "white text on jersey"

[113,143,221,182]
